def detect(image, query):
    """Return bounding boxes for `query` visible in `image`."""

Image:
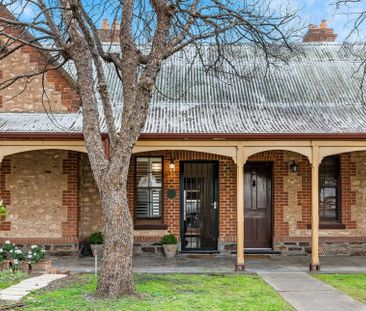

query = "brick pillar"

[340,153,357,229]
[0,158,11,231]
[61,151,80,237]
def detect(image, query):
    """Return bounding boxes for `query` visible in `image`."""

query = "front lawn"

[313,274,366,304]
[23,274,292,310]
[0,269,28,290]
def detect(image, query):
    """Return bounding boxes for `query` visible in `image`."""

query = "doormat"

[244,254,271,259]
[185,254,216,259]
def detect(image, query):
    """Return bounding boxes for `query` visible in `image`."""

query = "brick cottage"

[1,18,366,271]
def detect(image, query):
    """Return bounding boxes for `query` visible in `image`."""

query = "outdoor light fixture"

[290,160,298,174]
[169,160,175,173]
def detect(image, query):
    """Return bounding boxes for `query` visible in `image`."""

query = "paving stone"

[259,272,366,311]
[0,274,67,302]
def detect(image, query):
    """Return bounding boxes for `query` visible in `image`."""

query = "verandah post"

[236,146,246,271]
[310,144,320,271]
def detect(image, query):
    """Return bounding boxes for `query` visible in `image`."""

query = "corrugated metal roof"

[1,42,366,135]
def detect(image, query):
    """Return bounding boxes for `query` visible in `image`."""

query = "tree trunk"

[95,176,135,298]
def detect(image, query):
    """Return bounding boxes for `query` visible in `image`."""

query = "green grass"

[314,274,366,304]
[23,274,292,311]
[0,269,28,290]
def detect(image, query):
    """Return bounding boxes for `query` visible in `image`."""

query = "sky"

[284,0,366,41]
[9,0,366,42]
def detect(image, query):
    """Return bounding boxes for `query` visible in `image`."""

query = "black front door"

[180,161,219,250]
[244,162,273,248]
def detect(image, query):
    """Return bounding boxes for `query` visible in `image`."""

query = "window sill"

[134,224,168,230]
[307,223,346,230]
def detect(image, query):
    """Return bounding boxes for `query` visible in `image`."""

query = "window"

[319,156,340,222]
[135,157,163,219]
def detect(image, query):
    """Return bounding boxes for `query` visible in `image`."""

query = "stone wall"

[0,8,80,112]
[79,154,103,239]
[0,150,81,255]
[0,150,68,237]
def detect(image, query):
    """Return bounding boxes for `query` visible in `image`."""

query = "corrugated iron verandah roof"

[1,43,366,137]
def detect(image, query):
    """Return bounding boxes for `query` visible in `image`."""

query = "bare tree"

[334,0,366,97]
[0,0,300,298]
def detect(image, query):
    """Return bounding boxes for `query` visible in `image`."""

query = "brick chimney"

[303,20,337,42]
[97,19,120,43]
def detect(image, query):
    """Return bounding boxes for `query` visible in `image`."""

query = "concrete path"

[259,272,366,311]
[0,274,67,301]
[52,255,366,274]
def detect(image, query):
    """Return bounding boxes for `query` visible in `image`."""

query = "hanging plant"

[0,200,7,217]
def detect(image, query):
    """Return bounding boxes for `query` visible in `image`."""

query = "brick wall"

[127,150,237,242]
[61,152,81,237]
[340,153,357,229]
[0,158,11,231]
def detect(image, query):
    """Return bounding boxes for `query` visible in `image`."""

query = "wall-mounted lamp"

[290,160,298,174]
[169,160,175,174]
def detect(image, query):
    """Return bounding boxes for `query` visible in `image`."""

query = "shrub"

[27,245,46,265]
[161,234,177,245]
[2,240,15,256]
[89,232,103,244]
[1,241,25,270]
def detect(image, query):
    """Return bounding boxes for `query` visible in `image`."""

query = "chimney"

[112,21,120,30]
[102,19,110,30]
[97,19,119,43]
[303,20,337,43]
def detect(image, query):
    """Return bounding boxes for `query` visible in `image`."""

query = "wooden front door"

[244,162,272,248]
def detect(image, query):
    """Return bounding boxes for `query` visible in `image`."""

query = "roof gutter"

[138,133,366,140]
[1,132,366,140]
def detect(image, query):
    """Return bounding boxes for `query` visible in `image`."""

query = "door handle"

[211,202,217,209]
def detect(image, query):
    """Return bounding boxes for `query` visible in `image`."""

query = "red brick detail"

[129,150,237,241]
[303,20,337,42]
[275,236,366,243]
[0,158,11,231]
[296,156,311,229]
[0,237,80,244]
[61,152,80,237]
[134,236,165,242]
[340,153,357,229]
[0,221,11,231]
[46,70,80,112]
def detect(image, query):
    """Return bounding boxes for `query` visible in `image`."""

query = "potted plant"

[26,245,49,273]
[1,241,16,271]
[0,246,6,271]
[1,241,25,271]
[161,234,178,258]
[89,232,104,258]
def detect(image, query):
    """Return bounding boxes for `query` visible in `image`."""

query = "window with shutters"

[319,156,340,222]
[135,157,163,220]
